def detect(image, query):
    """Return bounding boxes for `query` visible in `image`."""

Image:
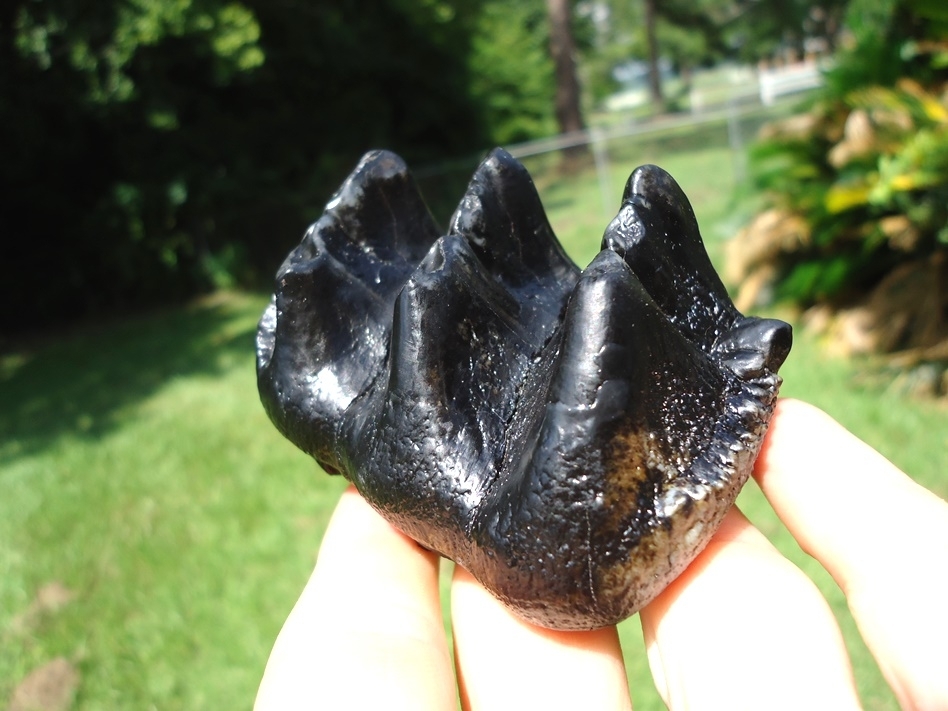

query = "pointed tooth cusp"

[603,164,739,351]
[449,148,577,345]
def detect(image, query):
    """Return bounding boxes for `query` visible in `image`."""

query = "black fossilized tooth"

[256,148,791,630]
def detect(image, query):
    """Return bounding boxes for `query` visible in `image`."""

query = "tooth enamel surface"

[256,147,792,630]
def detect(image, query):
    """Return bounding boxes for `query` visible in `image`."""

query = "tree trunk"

[546,0,587,168]
[644,0,665,113]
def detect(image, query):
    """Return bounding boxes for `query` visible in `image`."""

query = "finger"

[641,507,862,710]
[754,398,948,710]
[451,565,632,711]
[255,486,455,711]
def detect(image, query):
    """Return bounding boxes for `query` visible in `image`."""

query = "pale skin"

[254,399,948,710]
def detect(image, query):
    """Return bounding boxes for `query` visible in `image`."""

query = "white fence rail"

[758,60,826,105]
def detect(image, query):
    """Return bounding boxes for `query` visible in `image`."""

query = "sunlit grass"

[0,293,345,708]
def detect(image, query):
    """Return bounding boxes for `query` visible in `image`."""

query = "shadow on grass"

[0,294,263,464]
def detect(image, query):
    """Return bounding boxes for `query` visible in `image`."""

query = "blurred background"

[1,0,945,708]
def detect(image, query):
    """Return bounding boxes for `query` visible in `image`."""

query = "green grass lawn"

[2,121,945,709]
[0,294,348,707]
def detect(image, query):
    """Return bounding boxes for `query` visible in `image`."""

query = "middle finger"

[640,507,862,710]
[451,564,633,711]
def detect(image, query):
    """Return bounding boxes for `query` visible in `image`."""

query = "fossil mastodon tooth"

[256,148,791,630]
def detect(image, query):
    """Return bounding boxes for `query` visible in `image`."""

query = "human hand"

[254,399,948,710]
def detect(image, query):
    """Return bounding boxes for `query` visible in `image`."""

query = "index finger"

[254,486,455,711]
[753,399,948,710]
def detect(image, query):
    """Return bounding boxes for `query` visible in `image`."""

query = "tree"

[547,0,587,157]
[643,0,665,109]
[585,1,851,113]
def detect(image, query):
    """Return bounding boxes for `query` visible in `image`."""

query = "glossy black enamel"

[256,148,791,629]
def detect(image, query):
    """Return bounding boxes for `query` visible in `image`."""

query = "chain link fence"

[412,95,802,234]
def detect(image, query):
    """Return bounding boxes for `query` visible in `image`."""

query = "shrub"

[730,0,948,380]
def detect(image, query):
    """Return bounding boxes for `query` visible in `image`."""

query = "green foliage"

[746,0,948,305]
[11,0,264,103]
[580,0,851,110]
[468,0,556,145]
[722,0,849,62]
[0,0,489,336]
[1,0,582,336]
[834,0,948,91]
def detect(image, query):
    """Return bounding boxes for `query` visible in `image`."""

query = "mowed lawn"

[3,124,946,709]
[0,292,347,707]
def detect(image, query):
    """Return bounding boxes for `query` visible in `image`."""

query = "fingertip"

[753,398,831,481]
[747,401,948,710]
[641,508,861,710]
[255,486,455,711]
[451,566,632,711]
